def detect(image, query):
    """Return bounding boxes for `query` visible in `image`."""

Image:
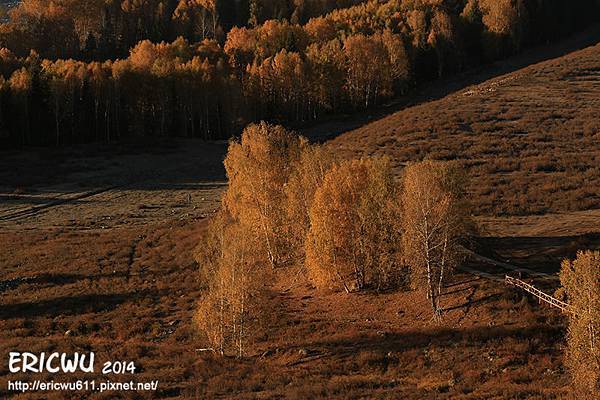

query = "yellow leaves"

[380,29,409,82]
[197,123,304,355]
[560,251,600,397]
[223,122,303,268]
[305,157,403,292]
[129,40,160,70]
[126,37,227,79]
[401,160,471,314]
[194,207,268,356]
[214,126,469,299]
[226,19,308,68]
[479,0,517,35]
[427,10,454,46]
[342,32,401,107]
[8,67,32,92]
[129,37,193,74]
[305,17,337,43]
[245,48,307,111]
[87,61,113,90]
[173,0,214,21]
[196,123,474,354]
[224,26,258,68]
[41,59,88,94]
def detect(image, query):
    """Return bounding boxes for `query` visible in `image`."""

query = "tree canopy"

[0,0,599,147]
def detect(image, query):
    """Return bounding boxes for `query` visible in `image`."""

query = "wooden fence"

[505,275,574,314]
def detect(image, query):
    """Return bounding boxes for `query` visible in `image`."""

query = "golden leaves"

[560,251,600,397]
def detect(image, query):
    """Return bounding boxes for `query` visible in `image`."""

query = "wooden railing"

[505,275,574,313]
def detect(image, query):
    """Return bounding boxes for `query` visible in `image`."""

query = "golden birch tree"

[222,122,303,269]
[194,210,266,357]
[285,141,336,266]
[401,160,471,318]
[305,157,404,292]
[560,251,600,398]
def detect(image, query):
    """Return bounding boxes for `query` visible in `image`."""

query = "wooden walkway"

[505,275,574,313]
[458,247,574,314]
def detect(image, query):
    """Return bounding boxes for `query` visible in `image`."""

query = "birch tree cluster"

[194,122,472,355]
[194,122,320,356]
[305,157,405,292]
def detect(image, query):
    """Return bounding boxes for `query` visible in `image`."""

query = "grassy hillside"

[328,42,600,216]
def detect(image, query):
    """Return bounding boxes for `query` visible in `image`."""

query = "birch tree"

[343,34,392,109]
[8,67,32,146]
[285,141,336,266]
[305,157,404,292]
[560,251,600,397]
[194,210,266,357]
[223,122,303,269]
[401,160,471,318]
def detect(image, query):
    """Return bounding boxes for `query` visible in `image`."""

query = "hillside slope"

[328,42,600,216]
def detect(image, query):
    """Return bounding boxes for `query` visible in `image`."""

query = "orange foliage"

[223,122,304,268]
[560,251,600,397]
[401,160,471,317]
[305,157,404,292]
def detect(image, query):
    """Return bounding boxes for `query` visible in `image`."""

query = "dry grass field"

[1,35,600,399]
[329,41,600,216]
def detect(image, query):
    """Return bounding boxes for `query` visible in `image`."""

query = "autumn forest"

[0,0,599,147]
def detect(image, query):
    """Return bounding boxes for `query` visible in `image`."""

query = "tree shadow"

[293,324,564,357]
[476,233,600,274]
[445,277,480,289]
[0,271,135,294]
[443,293,499,313]
[0,288,166,319]
[441,285,476,297]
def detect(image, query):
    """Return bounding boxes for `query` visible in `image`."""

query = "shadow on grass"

[293,324,564,358]
[0,271,137,294]
[443,293,500,313]
[300,24,600,142]
[0,288,166,319]
[477,233,600,273]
